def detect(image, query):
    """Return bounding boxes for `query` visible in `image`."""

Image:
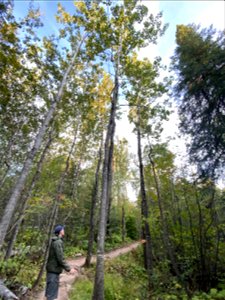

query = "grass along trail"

[34,240,145,300]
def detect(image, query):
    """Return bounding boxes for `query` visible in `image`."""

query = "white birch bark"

[0,280,19,300]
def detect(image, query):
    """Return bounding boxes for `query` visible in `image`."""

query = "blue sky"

[14,0,225,60]
[13,0,225,197]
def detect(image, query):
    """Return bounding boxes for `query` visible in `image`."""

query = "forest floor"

[33,240,145,300]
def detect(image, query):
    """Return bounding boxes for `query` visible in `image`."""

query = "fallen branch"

[0,280,19,300]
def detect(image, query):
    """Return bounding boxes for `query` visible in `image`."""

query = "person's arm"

[53,240,71,272]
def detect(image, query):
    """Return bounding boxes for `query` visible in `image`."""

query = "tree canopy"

[172,24,225,179]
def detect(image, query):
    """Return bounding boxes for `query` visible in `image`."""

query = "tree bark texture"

[0,280,19,300]
[137,123,153,278]
[148,149,180,278]
[92,73,118,300]
[85,137,103,267]
[5,129,54,259]
[194,182,207,290]
[106,132,114,237]
[122,204,126,243]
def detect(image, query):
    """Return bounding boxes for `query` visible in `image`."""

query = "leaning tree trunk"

[136,117,153,281]
[32,198,59,291]
[0,35,87,249]
[148,148,180,278]
[5,129,55,259]
[92,69,119,300]
[32,126,78,290]
[85,136,103,267]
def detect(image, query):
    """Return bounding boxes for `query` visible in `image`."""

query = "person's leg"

[45,272,59,300]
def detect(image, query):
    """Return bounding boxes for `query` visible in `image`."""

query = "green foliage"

[70,277,93,300]
[172,24,225,178]
[191,289,225,300]
[0,246,41,288]
[70,250,148,300]
[126,215,139,240]
[1,2,225,299]
[64,245,85,257]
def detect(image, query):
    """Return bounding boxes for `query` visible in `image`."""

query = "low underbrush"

[69,247,225,300]
[69,248,148,300]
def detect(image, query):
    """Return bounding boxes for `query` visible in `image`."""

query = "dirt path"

[33,240,144,300]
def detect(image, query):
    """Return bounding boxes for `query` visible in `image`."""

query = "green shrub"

[70,277,93,300]
[64,245,85,258]
[0,245,42,289]
[70,250,147,300]
[126,216,138,240]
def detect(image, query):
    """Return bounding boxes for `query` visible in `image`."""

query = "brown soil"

[32,240,144,300]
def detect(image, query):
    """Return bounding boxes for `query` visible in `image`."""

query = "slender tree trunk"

[85,137,103,267]
[194,182,207,290]
[5,129,54,259]
[106,134,114,237]
[92,70,119,300]
[136,121,153,280]
[148,149,180,278]
[63,160,81,224]
[32,200,58,290]
[170,177,183,247]
[121,204,125,243]
[0,131,17,186]
[183,191,199,263]
[32,127,78,290]
[0,35,87,249]
[206,187,220,284]
[0,164,10,190]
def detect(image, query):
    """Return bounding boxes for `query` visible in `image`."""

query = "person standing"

[45,225,76,300]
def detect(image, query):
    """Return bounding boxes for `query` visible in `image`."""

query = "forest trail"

[33,240,145,300]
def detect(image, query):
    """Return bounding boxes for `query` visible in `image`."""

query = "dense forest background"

[0,0,224,299]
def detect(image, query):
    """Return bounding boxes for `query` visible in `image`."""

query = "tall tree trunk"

[32,126,78,290]
[194,182,207,290]
[63,133,88,225]
[63,160,81,224]
[148,149,180,278]
[106,133,114,237]
[92,71,119,300]
[5,129,54,259]
[136,117,153,280]
[121,204,125,243]
[0,35,86,249]
[85,136,103,267]
[170,177,183,247]
[205,186,220,284]
[32,200,58,290]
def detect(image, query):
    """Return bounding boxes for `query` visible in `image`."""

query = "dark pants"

[45,272,60,300]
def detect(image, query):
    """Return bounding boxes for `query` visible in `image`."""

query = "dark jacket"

[46,236,71,274]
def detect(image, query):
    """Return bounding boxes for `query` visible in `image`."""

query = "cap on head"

[54,225,64,235]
